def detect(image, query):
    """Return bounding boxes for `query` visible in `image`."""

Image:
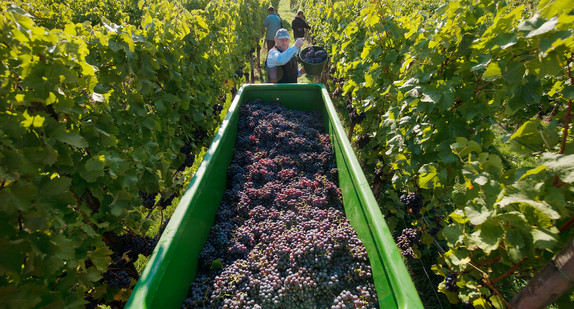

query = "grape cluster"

[396,228,421,259]
[103,233,157,291]
[158,194,176,209]
[346,100,365,124]
[181,100,379,308]
[331,77,344,98]
[235,67,249,80]
[301,47,328,64]
[180,142,193,155]
[84,296,99,309]
[445,273,459,292]
[117,234,158,260]
[179,141,196,171]
[400,192,424,215]
[103,259,131,289]
[213,103,224,117]
[139,191,157,209]
[356,135,371,149]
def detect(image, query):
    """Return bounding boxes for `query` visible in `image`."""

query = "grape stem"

[18,210,23,231]
[481,277,515,309]
[490,257,528,286]
[559,216,574,232]
[422,217,445,254]
[155,80,165,91]
[120,218,139,237]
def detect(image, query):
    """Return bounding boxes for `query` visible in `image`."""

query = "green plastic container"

[125,83,423,309]
[298,46,328,76]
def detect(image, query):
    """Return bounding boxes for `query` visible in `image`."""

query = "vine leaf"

[465,204,492,225]
[563,85,574,99]
[445,249,471,267]
[54,130,89,148]
[418,164,446,189]
[505,229,527,262]
[442,224,464,247]
[524,17,558,38]
[210,259,223,270]
[542,153,574,183]
[531,227,559,250]
[483,62,501,81]
[21,111,45,128]
[509,119,559,154]
[497,183,561,220]
[0,238,29,273]
[537,0,574,20]
[451,137,482,157]
[90,246,113,272]
[468,220,504,254]
[0,286,41,308]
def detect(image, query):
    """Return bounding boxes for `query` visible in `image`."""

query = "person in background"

[291,11,311,42]
[266,28,305,83]
[263,6,282,50]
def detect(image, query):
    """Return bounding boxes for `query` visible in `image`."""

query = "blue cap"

[275,28,290,39]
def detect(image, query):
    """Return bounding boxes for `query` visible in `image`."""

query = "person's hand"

[295,38,304,49]
[300,66,306,75]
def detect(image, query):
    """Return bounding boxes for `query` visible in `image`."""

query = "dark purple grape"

[400,192,424,215]
[138,191,156,209]
[357,135,371,149]
[395,228,421,259]
[104,259,131,289]
[181,100,379,308]
[445,273,459,292]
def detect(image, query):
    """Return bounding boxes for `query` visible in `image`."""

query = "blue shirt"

[263,13,281,41]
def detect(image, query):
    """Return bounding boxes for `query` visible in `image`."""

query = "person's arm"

[266,46,298,67]
[303,20,311,30]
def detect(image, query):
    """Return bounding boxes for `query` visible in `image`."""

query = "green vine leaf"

[531,227,559,250]
[542,153,574,183]
[482,62,501,81]
[469,220,504,254]
[497,183,561,220]
[442,224,465,247]
[464,203,492,226]
[54,130,89,148]
[418,164,447,189]
[509,119,560,154]
[505,229,527,262]
[451,137,482,158]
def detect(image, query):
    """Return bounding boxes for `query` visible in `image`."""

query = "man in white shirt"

[266,29,305,83]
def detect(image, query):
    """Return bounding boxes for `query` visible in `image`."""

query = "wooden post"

[510,239,574,308]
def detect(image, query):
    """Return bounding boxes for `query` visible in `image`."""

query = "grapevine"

[0,0,268,307]
[302,0,574,306]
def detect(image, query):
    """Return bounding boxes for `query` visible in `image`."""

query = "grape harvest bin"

[125,83,423,308]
